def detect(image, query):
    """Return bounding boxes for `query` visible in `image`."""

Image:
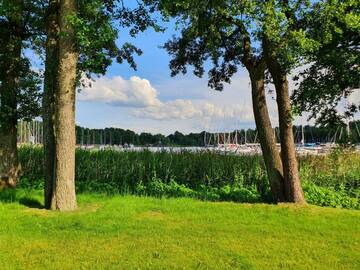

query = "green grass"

[0,190,359,270]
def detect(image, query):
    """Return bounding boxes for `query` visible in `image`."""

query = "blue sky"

[76,18,280,135]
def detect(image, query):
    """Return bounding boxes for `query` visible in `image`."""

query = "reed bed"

[17,146,360,208]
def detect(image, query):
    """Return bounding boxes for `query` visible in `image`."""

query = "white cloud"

[131,99,254,121]
[78,76,161,107]
[78,74,256,123]
[348,89,360,104]
[132,99,201,120]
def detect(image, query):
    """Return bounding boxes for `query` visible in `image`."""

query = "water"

[80,144,343,156]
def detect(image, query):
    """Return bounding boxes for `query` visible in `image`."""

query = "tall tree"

[260,0,322,202]
[0,0,23,188]
[48,0,78,210]
[148,0,287,201]
[43,0,59,208]
[0,0,41,189]
[43,0,159,210]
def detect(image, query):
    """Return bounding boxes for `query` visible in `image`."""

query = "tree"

[43,0,159,210]
[0,0,23,189]
[148,0,287,201]
[43,0,59,208]
[262,0,358,201]
[260,0,314,202]
[0,0,41,189]
[46,0,78,210]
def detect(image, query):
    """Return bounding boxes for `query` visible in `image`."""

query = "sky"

[70,10,359,135]
[74,21,277,135]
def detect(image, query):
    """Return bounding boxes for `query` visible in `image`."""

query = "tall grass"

[17,146,360,208]
[299,149,360,191]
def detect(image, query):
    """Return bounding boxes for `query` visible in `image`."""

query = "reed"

[17,146,360,208]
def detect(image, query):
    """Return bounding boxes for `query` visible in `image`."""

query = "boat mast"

[301,125,305,145]
[346,120,351,141]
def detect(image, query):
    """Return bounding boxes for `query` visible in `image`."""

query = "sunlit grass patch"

[0,190,359,269]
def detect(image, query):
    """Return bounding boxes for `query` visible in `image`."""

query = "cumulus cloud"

[347,89,360,104]
[78,76,161,107]
[132,100,254,121]
[132,99,202,120]
[78,75,256,122]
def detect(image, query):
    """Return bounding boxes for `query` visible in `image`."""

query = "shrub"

[303,182,359,209]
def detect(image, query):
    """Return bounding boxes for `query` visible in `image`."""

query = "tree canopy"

[291,0,360,126]
[0,0,42,123]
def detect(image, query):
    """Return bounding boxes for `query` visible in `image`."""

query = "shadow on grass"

[0,188,44,209]
[18,197,44,209]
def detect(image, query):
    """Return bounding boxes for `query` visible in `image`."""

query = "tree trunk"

[50,0,78,210]
[0,0,23,189]
[247,65,286,202]
[43,0,60,208]
[262,34,305,203]
[271,72,304,202]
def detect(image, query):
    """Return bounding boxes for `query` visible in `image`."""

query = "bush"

[303,182,359,209]
[0,188,16,203]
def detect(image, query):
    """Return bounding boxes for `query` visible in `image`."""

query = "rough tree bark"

[241,34,286,202]
[263,40,305,203]
[247,63,286,202]
[43,0,60,208]
[49,0,78,210]
[271,71,304,202]
[0,0,23,189]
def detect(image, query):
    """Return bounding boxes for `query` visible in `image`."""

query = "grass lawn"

[0,190,359,270]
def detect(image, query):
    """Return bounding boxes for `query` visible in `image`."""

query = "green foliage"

[151,0,254,90]
[18,146,271,201]
[70,0,121,76]
[16,58,42,121]
[0,188,16,203]
[0,0,42,123]
[299,149,360,191]
[303,182,359,210]
[18,146,360,209]
[170,0,354,129]
[261,0,320,72]
[17,145,43,187]
[71,0,160,84]
[291,0,360,126]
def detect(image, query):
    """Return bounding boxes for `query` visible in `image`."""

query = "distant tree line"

[75,120,360,146]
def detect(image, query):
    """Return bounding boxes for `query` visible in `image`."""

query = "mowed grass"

[0,190,359,270]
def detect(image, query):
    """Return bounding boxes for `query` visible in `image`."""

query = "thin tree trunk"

[50,0,78,210]
[43,0,60,208]
[271,72,304,202]
[247,64,286,202]
[0,0,23,189]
